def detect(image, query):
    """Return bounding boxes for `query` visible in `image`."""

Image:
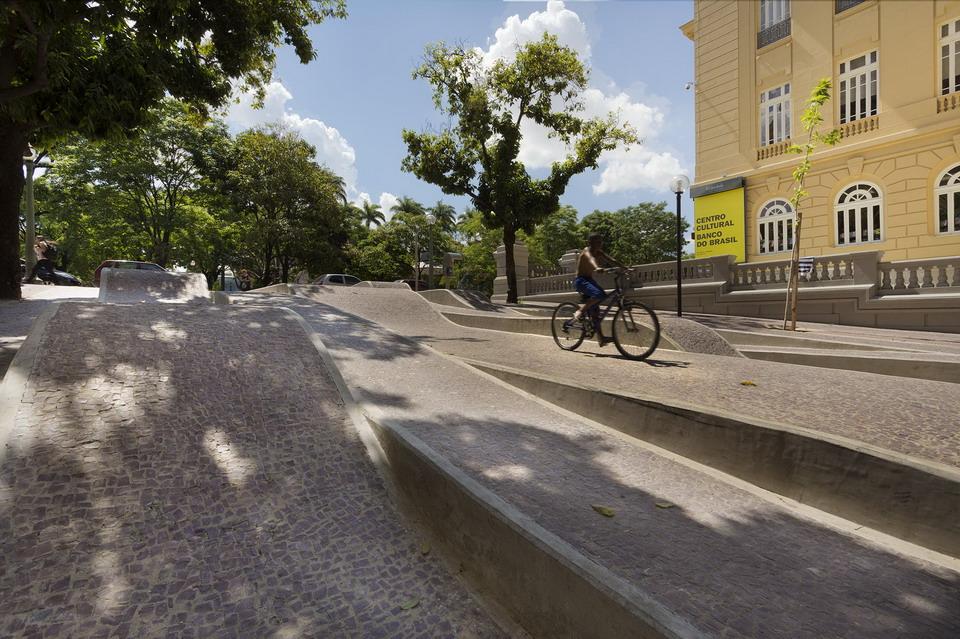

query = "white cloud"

[224,82,359,197]
[379,192,400,220]
[482,0,590,66]
[480,0,687,195]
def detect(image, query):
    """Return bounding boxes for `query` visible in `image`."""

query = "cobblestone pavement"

[0,302,504,638]
[237,291,960,638]
[279,286,960,470]
[0,286,98,378]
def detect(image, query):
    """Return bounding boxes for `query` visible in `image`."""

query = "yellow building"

[682,0,960,264]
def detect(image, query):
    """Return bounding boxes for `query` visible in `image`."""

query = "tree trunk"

[503,224,518,304]
[0,121,28,300]
[783,211,804,331]
[280,255,290,283]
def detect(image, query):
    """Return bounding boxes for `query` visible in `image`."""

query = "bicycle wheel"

[612,302,661,360]
[551,302,585,351]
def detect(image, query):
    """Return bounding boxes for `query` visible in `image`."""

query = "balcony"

[839,114,879,139]
[757,18,791,49]
[835,0,866,13]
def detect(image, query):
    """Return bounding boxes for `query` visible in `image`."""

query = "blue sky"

[225,0,695,222]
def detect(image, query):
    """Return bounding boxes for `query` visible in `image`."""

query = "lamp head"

[670,174,691,194]
[425,213,436,225]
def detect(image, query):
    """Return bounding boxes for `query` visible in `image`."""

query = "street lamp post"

[425,213,436,290]
[669,174,691,318]
[22,147,38,277]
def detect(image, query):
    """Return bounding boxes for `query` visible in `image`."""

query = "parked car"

[94,260,166,286]
[314,274,361,286]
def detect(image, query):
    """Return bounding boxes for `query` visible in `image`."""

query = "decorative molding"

[847,156,864,176]
[766,176,781,194]
[953,133,960,156]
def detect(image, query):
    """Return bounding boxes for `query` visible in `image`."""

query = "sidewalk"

[239,290,960,638]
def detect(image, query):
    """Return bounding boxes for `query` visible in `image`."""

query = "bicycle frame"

[582,270,631,328]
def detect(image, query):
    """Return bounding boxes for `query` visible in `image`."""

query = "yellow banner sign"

[693,187,745,263]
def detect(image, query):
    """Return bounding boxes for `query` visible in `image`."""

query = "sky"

[224,0,695,223]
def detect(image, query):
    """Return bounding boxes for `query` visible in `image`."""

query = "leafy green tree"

[0,0,346,298]
[215,127,348,284]
[402,34,637,303]
[359,201,385,229]
[350,223,415,282]
[580,210,620,248]
[390,196,425,219]
[608,202,688,266]
[454,209,501,294]
[527,205,582,266]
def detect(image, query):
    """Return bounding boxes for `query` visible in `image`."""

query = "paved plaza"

[2,284,958,638]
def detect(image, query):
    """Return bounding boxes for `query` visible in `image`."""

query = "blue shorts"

[574,276,605,301]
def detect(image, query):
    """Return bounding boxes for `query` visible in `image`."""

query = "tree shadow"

[386,412,960,638]
[0,301,504,638]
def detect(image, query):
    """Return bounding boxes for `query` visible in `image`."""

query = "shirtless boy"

[564,233,627,346]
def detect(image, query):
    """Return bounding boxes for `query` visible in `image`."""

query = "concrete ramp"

[419,288,525,314]
[0,301,503,637]
[98,268,210,304]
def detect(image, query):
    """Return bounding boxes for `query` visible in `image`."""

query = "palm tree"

[429,200,457,232]
[390,196,425,220]
[360,201,385,228]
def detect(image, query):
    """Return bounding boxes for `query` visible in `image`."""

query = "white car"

[315,274,361,286]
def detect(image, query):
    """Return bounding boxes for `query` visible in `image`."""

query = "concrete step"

[462,358,960,559]
[739,347,960,383]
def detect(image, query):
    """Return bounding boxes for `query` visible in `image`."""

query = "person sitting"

[26,236,57,282]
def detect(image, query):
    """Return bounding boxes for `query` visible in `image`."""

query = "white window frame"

[838,51,879,124]
[757,199,795,255]
[760,0,790,31]
[834,182,883,246]
[935,164,960,234]
[760,83,791,147]
[940,19,960,96]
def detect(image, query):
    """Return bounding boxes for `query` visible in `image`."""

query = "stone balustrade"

[728,253,861,290]
[525,273,577,295]
[878,257,960,293]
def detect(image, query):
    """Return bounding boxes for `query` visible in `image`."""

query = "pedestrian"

[26,236,57,282]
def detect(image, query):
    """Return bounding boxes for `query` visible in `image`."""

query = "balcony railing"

[839,114,879,139]
[836,0,865,13]
[757,19,791,49]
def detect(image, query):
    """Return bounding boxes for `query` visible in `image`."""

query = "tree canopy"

[401,33,637,303]
[1,0,346,298]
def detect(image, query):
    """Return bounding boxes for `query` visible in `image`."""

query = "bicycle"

[550,267,661,361]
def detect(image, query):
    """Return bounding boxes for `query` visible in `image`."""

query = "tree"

[0,0,346,299]
[360,201,385,229]
[402,34,638,303]
[580,210,619,248]
[454,209,502,294]
[527,204,582,266]
[784,79,840,330]
[215,127,349,284]
[428,200,457,233]
[608,202,688,266]
[390,196,425,218]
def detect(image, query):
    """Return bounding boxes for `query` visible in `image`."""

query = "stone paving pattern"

[0,302,504,638]
[281,286,960,469]
[237,289,960,638]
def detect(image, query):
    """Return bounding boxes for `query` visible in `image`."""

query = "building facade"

[682,0,960,264]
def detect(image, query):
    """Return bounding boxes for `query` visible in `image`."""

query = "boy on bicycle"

[564,233,627,346]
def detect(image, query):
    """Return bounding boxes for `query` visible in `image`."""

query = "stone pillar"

[493,242,529,300]
[851,250,881,289]
[559,249,580,274]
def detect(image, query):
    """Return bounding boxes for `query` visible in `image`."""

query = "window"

[758,0,791,48]
[758,199,795,254]
[760,0,789,30]
[936,164,960,234]
[940,20,960,96]
[835,183,883,245]
[839,51,878,124]
[835,0,865,13]
[760,83,791,147]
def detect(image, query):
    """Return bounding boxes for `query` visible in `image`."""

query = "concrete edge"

[0,302,62,468]
[275,299,705,639]
[211,291,232,305]
[461,358,960,559]
[739,347,960,384]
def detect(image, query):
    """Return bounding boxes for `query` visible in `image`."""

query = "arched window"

[835,182,883,246]
[936,164,960,234]
[757,199,795,254]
